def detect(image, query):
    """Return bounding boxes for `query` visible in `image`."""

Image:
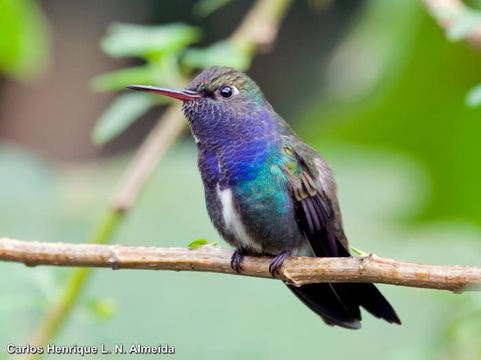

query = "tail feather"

[288,283,361,329]
[291,194,401,328]
[287,282,401,329]
[346,283,401,324]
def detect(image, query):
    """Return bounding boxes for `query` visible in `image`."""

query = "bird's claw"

[269,250,291,276]
[230,250,245,273]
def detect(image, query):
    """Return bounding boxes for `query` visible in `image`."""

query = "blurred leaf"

[194,0,232,18]
[101,22,201,59]
[301,0,481,227]
[446,11,481,41]
[91,65,154,93]
[87,298,117,321]
[466,83,481,107]
[182,40,250,71]
[0,0,50,80]
[188,239,209,248]
[92,92,154,145]
[435,303,481,360]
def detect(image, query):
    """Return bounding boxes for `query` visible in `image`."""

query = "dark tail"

[287,282,401,329]
[291,194,401,328]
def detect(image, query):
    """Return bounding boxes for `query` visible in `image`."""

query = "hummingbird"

[127,66,401,329]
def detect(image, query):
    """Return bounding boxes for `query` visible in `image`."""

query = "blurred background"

[1,0,481,359]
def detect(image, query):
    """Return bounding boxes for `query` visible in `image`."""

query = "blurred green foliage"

[420,0,481,108]
[183,40,250,72]
[100,23,200,59]
[1,1,481,360]
[299,0,481,228]
[466,83,481,106]
[91,92,161,145]
[0,0,49,80]
[90,22,201,144]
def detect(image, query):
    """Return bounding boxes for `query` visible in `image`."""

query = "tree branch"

[1,238,479,292]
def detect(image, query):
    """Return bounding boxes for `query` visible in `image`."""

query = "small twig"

[1,238,479,292]
[230,0,292,53]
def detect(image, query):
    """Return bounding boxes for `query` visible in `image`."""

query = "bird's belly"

[213,177,304,255]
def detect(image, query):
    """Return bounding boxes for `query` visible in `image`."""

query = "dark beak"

[126,85,202,101]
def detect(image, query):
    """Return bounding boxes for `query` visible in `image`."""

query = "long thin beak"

[126,85,202,101]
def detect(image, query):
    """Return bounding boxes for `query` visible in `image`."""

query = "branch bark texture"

[1,238,479,292]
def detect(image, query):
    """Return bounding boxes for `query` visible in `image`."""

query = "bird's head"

[128,66,270,125]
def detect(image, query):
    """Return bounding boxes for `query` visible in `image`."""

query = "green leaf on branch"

[350,246,368,256]
[466,83,481,107]
[182,40,250,71]
[100,22,201,59]
[91,92,155,145]
[188,239,210,248]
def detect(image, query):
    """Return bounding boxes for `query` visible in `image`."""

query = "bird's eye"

[218,85,237,99]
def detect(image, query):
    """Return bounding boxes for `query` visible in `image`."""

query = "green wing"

[281,136,349,256]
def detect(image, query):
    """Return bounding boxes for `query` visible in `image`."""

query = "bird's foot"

[230,250,245,273]
[269,250,292,276]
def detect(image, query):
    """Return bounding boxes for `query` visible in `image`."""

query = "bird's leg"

[230,249,246,273]
[269,250,292,276]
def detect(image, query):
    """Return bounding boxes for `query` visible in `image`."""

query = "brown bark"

[1,238,479,292]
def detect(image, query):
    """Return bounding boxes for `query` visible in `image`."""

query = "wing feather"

[281,139,348,258]
[281,137,401,327]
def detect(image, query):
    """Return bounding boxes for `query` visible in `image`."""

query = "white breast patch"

[216,184,262,252]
